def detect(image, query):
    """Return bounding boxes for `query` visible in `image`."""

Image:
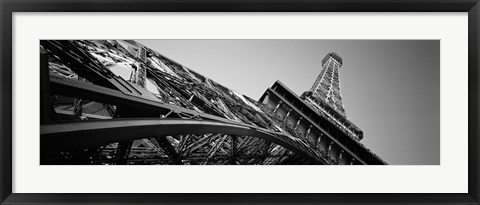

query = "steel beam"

[49,75,241,123]
[230,136,237,165]
[40,49,58,123]
[155,137,183,165]
[266,87,368,165]
[202,135,228,165]
[41,118,326,164]
[115,140,133,165]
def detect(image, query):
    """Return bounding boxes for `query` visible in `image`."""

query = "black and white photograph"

[2,1,477,203]
[40,40,439,165]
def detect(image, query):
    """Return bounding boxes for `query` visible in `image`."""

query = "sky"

[137,40,440,165]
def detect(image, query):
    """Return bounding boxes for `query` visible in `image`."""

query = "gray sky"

[137,40,440,165]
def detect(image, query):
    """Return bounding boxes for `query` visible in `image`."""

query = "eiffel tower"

[40,40,386,165]
[308,52,346,116]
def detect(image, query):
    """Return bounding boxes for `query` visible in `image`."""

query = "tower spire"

[308,52,346,116]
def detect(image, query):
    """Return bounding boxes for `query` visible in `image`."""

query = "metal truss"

[39,40,334,165]
[41,118,326,164]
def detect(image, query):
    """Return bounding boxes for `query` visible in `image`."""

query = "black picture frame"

[1,0,479,204]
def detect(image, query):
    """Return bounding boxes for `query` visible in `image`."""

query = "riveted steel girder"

[41,118,327,164]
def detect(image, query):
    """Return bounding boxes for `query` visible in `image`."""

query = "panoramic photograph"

[39,40,439,165]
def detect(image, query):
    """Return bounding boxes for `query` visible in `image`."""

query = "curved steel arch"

[41,118,327,164]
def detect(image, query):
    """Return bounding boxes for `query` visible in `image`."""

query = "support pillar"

[115,140,133,165]
[273,101,283,114]
[294,117,303,130]
[283,109,292,123]
[305,125,312,139]
[230,136,237,165]
[338,150,344,162]
[40,48,57,123]
[327,141,333,155]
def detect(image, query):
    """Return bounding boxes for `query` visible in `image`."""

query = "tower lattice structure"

[40,40,387,165]
[309,52,346,116]
[300,52,363,141]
